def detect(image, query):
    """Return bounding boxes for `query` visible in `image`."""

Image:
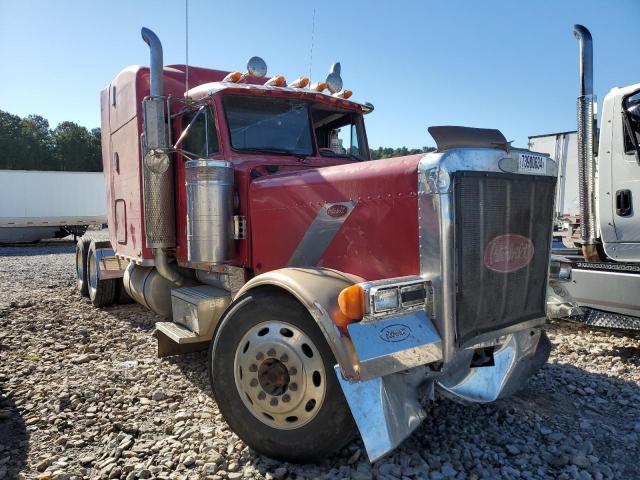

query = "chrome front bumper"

[336,312,551,462]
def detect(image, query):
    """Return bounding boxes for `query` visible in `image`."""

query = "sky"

[1,0,639,149]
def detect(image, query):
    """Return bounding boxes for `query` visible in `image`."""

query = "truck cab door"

[603,87,640,261]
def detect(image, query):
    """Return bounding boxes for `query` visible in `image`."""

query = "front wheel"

[209,289,356,463]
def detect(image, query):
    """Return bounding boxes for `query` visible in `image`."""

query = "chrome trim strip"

[286,201,357,267]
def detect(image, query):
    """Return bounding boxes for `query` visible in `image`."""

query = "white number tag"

[518,153,547,175]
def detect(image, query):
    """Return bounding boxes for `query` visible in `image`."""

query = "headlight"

[400,283,427,307]
[373,287,399,313]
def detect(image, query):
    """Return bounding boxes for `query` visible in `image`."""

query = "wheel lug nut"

[282,394,291,403]
[257,391,266,400]
[249,364,257,372]
[280,354,289,363]
[288,367,297,375]
[256,352,264,361]
[270,397,278,406]
[267,348,276,357]
[250,379,258,387]
[289,383,298,391]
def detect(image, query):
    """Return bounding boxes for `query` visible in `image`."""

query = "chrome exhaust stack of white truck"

[574,24,600,262]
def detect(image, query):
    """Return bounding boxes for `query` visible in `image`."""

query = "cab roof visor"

[428,126,509,152]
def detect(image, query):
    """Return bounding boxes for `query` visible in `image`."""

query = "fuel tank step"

[155,321,211,358]
[155,321,203,344]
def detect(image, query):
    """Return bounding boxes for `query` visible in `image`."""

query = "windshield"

[223,95,313,156]
[312,109,364,160]
[623,90,640,157]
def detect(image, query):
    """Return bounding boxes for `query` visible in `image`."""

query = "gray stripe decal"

[286,201,357,267]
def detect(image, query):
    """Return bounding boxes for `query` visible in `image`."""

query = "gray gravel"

[0,241,639,479]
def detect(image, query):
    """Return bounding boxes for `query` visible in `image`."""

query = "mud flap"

[335,368,429,462]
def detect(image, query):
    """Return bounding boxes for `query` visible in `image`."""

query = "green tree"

[20,115,54,170]
[370,145,436,160]
[0,109,102,172]
[51,121,102,172]
[0,110,24,169]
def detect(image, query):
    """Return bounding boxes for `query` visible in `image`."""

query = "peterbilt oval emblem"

[484,234,534,273]
[379,324,412,343]
[326,204,349,218]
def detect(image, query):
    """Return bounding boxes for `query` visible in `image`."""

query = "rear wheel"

[209,289,356,463]
[87,241,117,307]
[75,237,90,297]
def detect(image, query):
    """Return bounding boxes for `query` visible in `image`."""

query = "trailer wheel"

[75,237,90,296]
[209,289,356,463]
[87,241,117,307]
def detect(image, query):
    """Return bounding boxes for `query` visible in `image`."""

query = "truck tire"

[75,237,90,297]
[87,240,117,308]
[115,280,134,304]
[209,289,357,463]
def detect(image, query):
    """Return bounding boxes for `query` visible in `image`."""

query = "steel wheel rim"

[88,250,98,297]
[233,321,327,430]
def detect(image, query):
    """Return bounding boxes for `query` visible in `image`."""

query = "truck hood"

[248,155,423,280]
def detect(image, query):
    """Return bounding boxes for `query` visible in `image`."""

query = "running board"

[570,308,640,331]
[155,322,210,358]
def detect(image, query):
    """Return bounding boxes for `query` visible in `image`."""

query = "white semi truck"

[544,25,640,330]
[529,131,580,247]
[0,170,107,243]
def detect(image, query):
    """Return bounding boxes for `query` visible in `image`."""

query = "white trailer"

[529,131,580,247]
[0,170,107,243]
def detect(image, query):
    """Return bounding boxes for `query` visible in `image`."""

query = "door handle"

[616,189,632,217]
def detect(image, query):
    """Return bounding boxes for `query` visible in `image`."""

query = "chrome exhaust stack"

[140,27,184,286]
[573,24,600,262]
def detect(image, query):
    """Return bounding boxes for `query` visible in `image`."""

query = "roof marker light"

[223,71,242,83]
[289,76,310,89]
[332,89,352,99]
[309,82,327,92]
[264,75,286,87]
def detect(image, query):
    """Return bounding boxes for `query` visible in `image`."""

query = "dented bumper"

[336,311,550,462]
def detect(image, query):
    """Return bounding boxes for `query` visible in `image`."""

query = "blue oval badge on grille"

[379,324,412,343]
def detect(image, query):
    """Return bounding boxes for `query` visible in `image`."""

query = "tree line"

[0,110,102,172]
[370,146,436,159]
[0,109,435,171]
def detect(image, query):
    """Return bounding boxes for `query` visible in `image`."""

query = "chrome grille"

[453,172,555,345]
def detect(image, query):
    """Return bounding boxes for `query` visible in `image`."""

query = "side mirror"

[247,56,267,78]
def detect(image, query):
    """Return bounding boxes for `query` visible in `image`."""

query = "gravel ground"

[0,242,639,480]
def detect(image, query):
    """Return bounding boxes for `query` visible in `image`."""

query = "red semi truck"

[76,27,558,462]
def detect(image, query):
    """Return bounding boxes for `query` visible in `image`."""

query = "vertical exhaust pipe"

[141,28,164,97]
[573,24,600,262]
[140,27,183,286]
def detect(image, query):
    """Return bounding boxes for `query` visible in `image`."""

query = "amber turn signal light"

[337,284,365,323]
